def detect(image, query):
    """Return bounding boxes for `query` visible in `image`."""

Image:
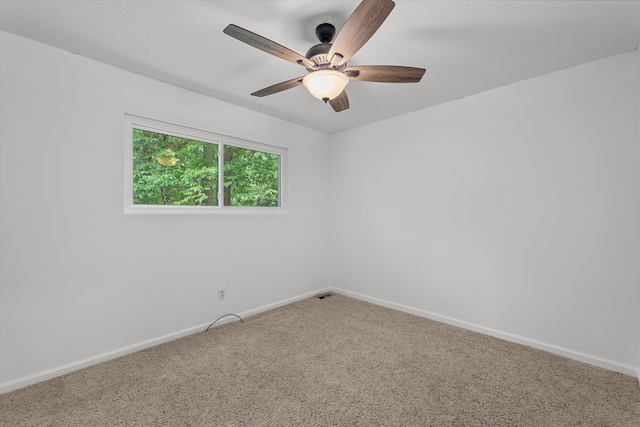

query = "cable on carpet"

[204,314,243,332]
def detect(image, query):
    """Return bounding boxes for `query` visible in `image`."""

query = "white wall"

[330,52,640,375]
[0,32,331,390]
[2,29,639,392]
[636,44,640,379]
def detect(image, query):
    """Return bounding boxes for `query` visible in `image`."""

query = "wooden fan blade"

[328,0,395,66]
[224,24,315,69]
[329,90,349,112]
[251,76,304,97]
[345,65,425,83]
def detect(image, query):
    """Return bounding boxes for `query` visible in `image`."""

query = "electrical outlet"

[218,289,226,300]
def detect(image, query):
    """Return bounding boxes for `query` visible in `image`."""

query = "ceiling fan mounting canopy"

[222,0,426,113]
[315,23,336,43]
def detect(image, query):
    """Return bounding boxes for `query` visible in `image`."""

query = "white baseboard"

[3,286,636,394]
[0,288,329,394]
[330,287,639,379]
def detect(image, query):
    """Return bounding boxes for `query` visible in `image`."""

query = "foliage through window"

[223,145,279,207]
[133,130,220,206]
[125,115,287,214]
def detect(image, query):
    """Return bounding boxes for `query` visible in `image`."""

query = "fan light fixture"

[302,69,349,102]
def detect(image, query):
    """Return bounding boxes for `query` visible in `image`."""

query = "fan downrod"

[315,23,335,43]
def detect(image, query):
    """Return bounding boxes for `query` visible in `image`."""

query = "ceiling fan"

[223,0,425,112]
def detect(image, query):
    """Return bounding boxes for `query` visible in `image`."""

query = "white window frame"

[124,114,289,215]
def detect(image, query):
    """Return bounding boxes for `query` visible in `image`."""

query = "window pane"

[132,128,218,206]
[223,145,280,207]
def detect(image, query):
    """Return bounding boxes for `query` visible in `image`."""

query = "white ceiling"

[1,1,640,134]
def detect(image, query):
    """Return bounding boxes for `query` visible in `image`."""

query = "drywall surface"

[0,31,331,388]
[636,44,640,380]
[330,52,640,373]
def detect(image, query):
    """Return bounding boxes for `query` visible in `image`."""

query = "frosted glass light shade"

[302,70,349,101]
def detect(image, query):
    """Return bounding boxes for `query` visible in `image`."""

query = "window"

[124,115,288,214]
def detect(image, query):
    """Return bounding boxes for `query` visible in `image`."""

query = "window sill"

[124,205,290,215]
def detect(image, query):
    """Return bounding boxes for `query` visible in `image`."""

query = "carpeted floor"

[1,293,639,426]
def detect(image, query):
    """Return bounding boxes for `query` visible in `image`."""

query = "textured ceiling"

[1,1,640,134]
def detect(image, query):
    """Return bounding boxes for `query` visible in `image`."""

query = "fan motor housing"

[304,23,347,72]
[305,42,346,72]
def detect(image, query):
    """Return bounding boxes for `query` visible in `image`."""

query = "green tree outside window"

[132,129,279,207]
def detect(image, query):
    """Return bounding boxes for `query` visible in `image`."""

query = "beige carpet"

[1,293,639,426]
